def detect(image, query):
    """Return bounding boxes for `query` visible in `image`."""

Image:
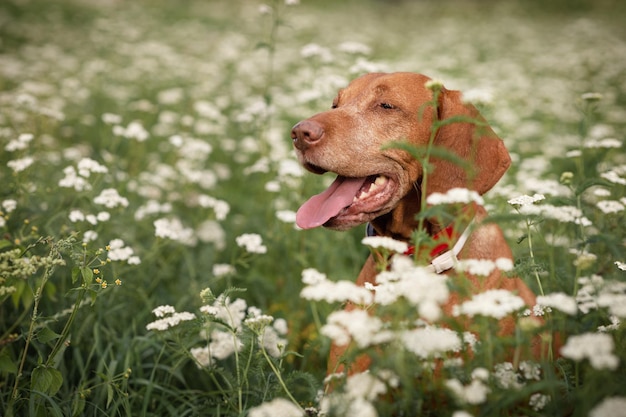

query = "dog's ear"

[427,87,511,196]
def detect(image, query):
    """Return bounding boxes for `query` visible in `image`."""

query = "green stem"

[259,332,303,412]
[45,288,86,367]
[526,218,545,296]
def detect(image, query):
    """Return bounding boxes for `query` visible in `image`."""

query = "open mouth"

[296,173,397,229]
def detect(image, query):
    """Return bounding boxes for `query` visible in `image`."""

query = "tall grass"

[0,0,625,416]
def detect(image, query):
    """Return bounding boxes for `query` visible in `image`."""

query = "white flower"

[212,263,236,277]
[321,309,392,348]
[114,120,149,141]
[82,230,98,243]
[5,133,34,152]
[345,372,387,401]
[102,113,122,124]
[276,210,296,224]
[601,170,626,185]
[338,41,372,55]
[589,397,626,417]
[107,239,138,263]
[152,305,176,317]
[560,332,619,370]
[77,158,108,177]
[7,157,34,173]
[597,200,625,214]
[154,217,197,246]
[493,362,523,389]
[584,138,621,148]
[536,292,578,315]
[248,398,303,417]
[361,236,409,254]
[427,187,484,206]
[301,277,373,305]
[445,378,490,405]
[94,188,129,208]
[453,289,526,319]
[235,233,267,254]
[2,199,17,213]
[146,311,196,331]
[616,261,626,271]
[507,193,545,206]
[529,393,551,411]
[69,210,85,222]
[401,326,462,358]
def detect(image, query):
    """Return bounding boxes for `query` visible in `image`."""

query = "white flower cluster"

[516,203,592,226]
[454,258,513,276]
[535,292,578,315]
[373,257,449,321]
[146,306,196,331]
[427,187,484,206]
[197,194,230,220]
[94,188,129,208]
[453,289,526,320]
[300,268,373,305]
[576,275,626,319]
[320,371,394,417]
[107,239,141,265]
[5,133,34,152]
[590,396,626,417]
[560,332,619,370]
[7,156,34,173]
[69,209,110,225]
[58,158,108,191]
[361,236,409,254]
[507,193,545,206]
[235,233,267,254]
[247,398,302,417]
[112,120,149,141]
[154,217,197,246]
[445,368,491,405]
[321,310,391,348]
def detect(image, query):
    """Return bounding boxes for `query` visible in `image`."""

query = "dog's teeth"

[375,176,387,186]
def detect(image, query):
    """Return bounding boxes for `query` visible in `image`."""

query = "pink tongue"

[296,176,367,229]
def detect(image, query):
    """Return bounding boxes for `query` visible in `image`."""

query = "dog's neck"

[368,187,470,242]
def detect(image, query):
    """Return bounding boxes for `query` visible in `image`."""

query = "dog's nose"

[291,120,324,151]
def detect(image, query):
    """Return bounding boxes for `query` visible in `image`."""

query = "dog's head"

[292,72,510,233]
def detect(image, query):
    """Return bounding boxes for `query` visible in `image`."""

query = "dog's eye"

[379,102,395,110]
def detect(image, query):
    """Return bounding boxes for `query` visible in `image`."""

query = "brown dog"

[291,72,540,374]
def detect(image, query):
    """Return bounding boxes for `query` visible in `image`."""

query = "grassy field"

[1,0,625,415]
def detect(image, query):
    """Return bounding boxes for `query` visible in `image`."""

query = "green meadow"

[1,0,625,415]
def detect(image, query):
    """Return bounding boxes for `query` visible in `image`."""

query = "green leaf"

[71,267,80,285]
[31,365,63,396]
[37,327,61,344]
[0,348,18,374]
[80,267,93,286]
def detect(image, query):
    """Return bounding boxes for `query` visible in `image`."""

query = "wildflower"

[196,220,226,249]
[616,261,626,271]
[361,236,409,254]
[427,187,484,205]
[285,0,300,5]
[5,133,34,151]
[345,372,388,401]
[601,170,626,185]
[82,230,98,243]
[453,289,526,319]
[338,41,372,55]
[560,332,619,370]
[154,217,197,246]
[94,188,129,208]
[201,296,247,330]
[2,199,17,213]
[452,412,474,417]
[248,398,303,417]
[301,277,373,305]
[113,120,149,141]
[212,263,236,277]
[536,292,578,315]
[146,311,196,331]
[560,171,574,184]
[445,378,490,405]
[572,251,597,269]
[76,158,108,177]
[7,157,34,173]
[529,393,551,411]
[507,193,545,206]
[584,138,621,148]
[493,362,523,389]
[462,88,494,106]
[69,210,85,222]
[402,326,462,358]
[589,397,626,417]
[101,113,122,124]
[258,4,272,15]
[321,309,392,348]
[455,258,513,276]
[235,233,267,254]
[276,209,296,224]
[425,79,445,91]
[597,200,624,214]
[152,305,176,317]
[115,279,122,286]
[101,281,108,289]
[107,239,139,263]
[581,92,603,102]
